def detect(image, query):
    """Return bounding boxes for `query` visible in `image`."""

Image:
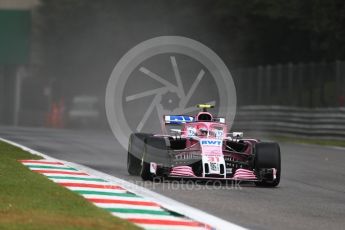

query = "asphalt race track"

[1,126,344,230]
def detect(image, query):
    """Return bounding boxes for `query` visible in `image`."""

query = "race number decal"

[187,127,196,137]
[214,129,223,139]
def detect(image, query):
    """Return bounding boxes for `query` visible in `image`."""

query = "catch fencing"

[231,60,345,108]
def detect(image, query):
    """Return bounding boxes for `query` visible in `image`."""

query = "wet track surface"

[1,126,345,230]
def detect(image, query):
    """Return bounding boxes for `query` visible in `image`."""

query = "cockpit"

[196,112,213,121]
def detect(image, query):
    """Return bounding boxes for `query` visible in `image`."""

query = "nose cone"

[200,138,223,156]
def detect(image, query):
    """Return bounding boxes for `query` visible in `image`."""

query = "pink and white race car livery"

[127,104,281,187]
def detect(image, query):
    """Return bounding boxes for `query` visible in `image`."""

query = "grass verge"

[0,140,140,230]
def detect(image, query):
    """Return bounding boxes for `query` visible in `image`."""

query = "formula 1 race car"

[127,104,281,187]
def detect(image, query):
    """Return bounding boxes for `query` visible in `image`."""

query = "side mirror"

[232,132,243,138]
[213,117,225,123]
[170,129,182,134]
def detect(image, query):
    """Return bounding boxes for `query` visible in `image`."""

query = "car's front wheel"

[127,133,152,176]
[140,136,170,181]
[254,142,281,187]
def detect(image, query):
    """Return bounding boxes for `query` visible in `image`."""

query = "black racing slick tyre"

[140,157,153,181]
[127,133,152,176]
[140,136,170,181]
[254,142,281,187]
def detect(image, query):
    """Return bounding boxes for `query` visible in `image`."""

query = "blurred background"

[1,0,344,141]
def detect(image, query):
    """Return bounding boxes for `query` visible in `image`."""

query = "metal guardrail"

[232,106,345,140]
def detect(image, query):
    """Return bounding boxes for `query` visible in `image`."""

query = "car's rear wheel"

[127,133,152,175]
[254,142,281,187]
[141,136,170,181]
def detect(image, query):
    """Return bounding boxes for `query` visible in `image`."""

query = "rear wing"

[164,115,194,124]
